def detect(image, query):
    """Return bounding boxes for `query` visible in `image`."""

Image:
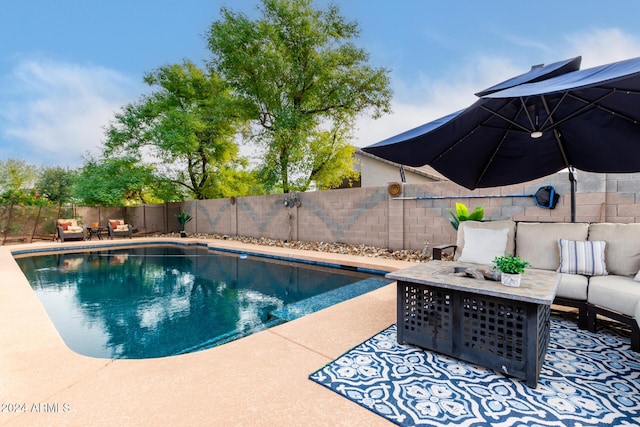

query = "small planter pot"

[180,231,187,238]
[501,272,522,287]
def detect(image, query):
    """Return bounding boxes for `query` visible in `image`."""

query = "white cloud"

[0,56,141,167]
[353,56,521,147]
[2,28,639,167]
[562,28,640,67]
[353,28,640,148]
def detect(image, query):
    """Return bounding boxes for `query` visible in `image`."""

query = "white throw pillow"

[458,227,508,265]
[557,239,608,276]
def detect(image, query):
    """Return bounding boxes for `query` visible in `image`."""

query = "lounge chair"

[56,219,86,242]
[107,219,133,239]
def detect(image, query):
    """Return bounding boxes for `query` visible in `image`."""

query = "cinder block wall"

[72,171,640,252]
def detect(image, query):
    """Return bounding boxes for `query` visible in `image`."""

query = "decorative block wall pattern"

[71,171,640,254]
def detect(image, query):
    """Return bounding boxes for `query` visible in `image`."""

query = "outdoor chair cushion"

[58,221,72,231]
[57,219,84,234]
[454,220,516,261]
[58,218,80,231]
[556,272,589,301]
[588,223,640,276]
[109,219,124,229]
[588,275,640,317]
[515,222,589,270]
[457,226,508,265]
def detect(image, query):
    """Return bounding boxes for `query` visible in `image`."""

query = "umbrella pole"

[543,98,576,222]
[569,170,576,223]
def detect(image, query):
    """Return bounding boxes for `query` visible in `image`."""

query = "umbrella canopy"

[363,56,640,220]
[475,56,581,96]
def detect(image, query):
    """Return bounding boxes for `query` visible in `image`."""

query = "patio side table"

[87,225,107,240]
[387,261,559,388]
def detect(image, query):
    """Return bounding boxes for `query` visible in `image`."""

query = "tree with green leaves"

[74,156,166,206]
[0,159,38,192]
[36,166,77,205]
[207,0,392,192]
[103,60,252,200]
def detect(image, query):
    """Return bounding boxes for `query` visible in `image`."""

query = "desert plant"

[175,211,192,232]
[447,202,484,230]
[492,255,530,275]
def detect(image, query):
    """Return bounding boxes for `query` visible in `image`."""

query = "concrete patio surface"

[0,237,416,427]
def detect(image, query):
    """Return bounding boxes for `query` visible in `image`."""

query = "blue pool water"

[15,244,389,359]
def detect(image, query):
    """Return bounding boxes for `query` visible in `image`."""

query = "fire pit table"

[387,260,559,388]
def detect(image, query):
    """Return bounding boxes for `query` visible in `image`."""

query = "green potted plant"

[448,202,484,230]
[176,211,192,237]
[493,255,530,287]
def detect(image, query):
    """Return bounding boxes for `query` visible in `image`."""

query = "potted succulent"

[493,255,530,287]
[176,211,192,237]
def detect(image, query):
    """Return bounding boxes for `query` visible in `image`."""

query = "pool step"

[269,277,392,322]
[173,277,392,355]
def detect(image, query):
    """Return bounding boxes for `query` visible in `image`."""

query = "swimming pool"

[15,244,390,359]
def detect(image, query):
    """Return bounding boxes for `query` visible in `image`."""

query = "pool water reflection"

[16,245,375,359]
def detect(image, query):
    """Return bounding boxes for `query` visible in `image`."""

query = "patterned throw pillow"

[557,239,608,276]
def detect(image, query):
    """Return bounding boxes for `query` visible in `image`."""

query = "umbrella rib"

[539,91,613,133]
[473,99,529,188]
[567,89,640,124]
[520,97,537,130]
[479,103,533,133]
[473,99,534,187]
[473,130,509,188]
[431,101,512,163]
[539,92,569,130]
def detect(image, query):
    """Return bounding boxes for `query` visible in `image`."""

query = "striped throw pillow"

[557,239,608,276]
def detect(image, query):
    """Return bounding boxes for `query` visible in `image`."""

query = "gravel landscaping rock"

[155,232,435,263]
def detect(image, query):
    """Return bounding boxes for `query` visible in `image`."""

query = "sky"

[2,0,640,168]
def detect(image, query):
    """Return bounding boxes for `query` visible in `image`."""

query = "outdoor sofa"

[433,220,640,352]
[56,218,86,242]
[107,219,133,239]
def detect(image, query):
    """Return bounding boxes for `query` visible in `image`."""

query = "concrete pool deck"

[1,237,414,426]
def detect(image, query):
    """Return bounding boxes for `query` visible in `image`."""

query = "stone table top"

[386,260,559,305]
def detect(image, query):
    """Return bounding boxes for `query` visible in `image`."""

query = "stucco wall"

[357,152,438,187]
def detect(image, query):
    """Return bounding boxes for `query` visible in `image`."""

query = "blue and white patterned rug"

[309,315,640,426]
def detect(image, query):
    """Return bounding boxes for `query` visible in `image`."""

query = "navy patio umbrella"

[363,56,640,221]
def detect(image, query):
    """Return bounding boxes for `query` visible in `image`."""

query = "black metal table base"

[397,280,551,388]
[87,226,107,240]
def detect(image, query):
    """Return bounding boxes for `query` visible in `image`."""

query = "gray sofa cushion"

[588,223,640,277]
[556,273,588,301]
[515,222,589,270]
[454,220,516,260]
[588,275,640,316]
